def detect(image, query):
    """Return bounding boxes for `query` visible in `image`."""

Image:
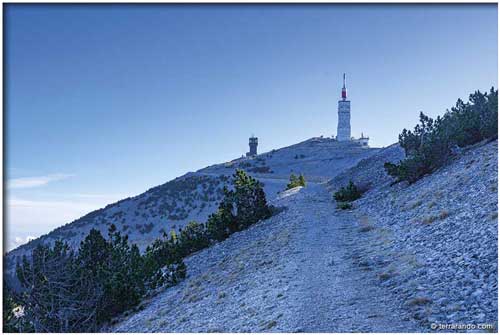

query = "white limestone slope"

[330,139,498,328]
[112,183,422,332]
[5,137,379,283]
[113,140,497,332]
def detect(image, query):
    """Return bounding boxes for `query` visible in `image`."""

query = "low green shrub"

[334,181,362,202]
[13,169,273,332]
[286,174,306,190]
[385,88,498,184]
[337,202,353,210]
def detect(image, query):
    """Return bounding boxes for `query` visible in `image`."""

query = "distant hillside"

[326,143,404,193]
[5,137,379,283]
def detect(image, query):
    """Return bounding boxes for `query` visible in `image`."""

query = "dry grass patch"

[422,210,451,224]
[491,211,498,220]
[188,279,202,288]
[408,297,432,306]
[400,254,420,268]
[359,215,370,224]
[337,202,352,210]
[358,216,374,232]
[359,225,374,233]
[465,159,476,169]
[187,293,201,303]
[408,199,423,210]
[178,316,188,323]
[207,328,224,333]
[457,174,471,186]
[378,272,393,281]
[261,320,277,330]
[438,210,450,220]
[422,215,438,224]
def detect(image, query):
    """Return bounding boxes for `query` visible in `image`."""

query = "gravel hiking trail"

[283,183,421,332]
[114,182,423,332]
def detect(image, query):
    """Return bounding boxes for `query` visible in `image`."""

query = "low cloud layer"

[6,194,125,251]
[6,171,129,251]
[8,173,75,189]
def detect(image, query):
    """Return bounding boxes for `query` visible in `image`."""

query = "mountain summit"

[5,137,378,282]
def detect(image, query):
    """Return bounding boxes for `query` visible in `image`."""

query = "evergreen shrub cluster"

[385,88,498,184]
[12,227,146,332]
[286,174,306,190]
[6,169,272,332]
[333,180,362,210]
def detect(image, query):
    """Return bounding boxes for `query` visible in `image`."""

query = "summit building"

[336,74,369,147]
[337,73,351,141]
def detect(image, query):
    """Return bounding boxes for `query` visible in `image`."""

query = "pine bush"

[286,173,306,190]
[13,169,274,332]
[385,88,498,184]
[334,181,362,202]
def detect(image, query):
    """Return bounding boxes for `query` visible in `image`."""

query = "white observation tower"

[337,73,351,141]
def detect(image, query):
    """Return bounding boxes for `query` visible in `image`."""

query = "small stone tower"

[247,136,258,157]
[337,73,351,141]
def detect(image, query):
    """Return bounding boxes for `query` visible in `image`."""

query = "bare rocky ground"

[330,139,498,331]
[113,140,497,333]
[113,183,422,332]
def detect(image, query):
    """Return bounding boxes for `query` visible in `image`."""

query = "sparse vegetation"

[359,224,374,233]
[385,88,498,184]
[286,173,306,190]
[421,210,450,225]
[142,175,228,220]
[408,297,432,306]
[262,320,277,330]
[337,202,353,210]
[10,169,273,332]
[408,199,423,210]
[15,226,149,332]
[3,282,25,332]
[248,166,272,173]
[139,222,155,234]
[334,180,362,208]
[378,272,393,281]
[438,210,450,220]
[422,215,438,224]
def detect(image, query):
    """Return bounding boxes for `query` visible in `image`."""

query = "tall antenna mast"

[341,73,347,100]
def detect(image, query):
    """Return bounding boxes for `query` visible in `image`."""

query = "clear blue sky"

[5,4,497,249]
